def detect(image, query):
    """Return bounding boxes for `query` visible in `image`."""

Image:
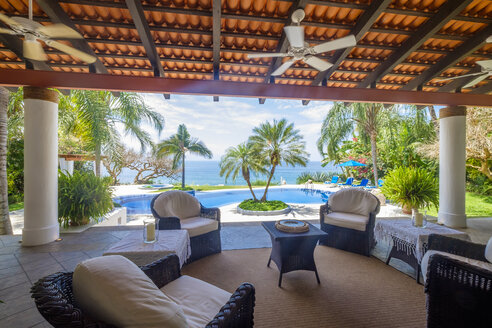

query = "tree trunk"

[181,152,185,188]
[428,105,439,134]
[0,87,12,235]
[243,168,258,201]
[370,133,379,187]
[260,165,276,202]
[95,143,101,177]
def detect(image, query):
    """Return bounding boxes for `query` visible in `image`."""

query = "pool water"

[115,188,331,215]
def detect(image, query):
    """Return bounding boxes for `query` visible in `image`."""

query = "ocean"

[102,160,339,185]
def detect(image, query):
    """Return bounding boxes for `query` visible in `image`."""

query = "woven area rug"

[182,246,426,328]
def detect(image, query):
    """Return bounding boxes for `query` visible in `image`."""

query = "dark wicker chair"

[151,190,221,262]
[319,188,380,256]
[31,254,255,328]
[424,234,492,328]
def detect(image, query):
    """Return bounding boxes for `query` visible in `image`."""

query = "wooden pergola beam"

[1,68,492,107]
[125,0,169,100]
[401,24,492,91]
[212,0,221,101]
[358,0,473,89]
[303,0,391,105]
[36,0,108,75]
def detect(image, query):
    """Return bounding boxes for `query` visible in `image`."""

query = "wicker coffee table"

[262,221,327,287]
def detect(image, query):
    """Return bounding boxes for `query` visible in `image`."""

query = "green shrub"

[7,138,24,204]
[381,166,438,211]
[296,171,337,184]
[251,179,279,186]
[173,185,194,191]
[238,199,288,211]
[58,171,114,228]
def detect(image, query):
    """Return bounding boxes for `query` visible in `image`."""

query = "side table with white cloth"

[374,218,470,283]
[103,229,191,267]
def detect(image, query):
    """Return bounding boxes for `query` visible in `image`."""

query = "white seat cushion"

[181,217,219,237]
[324,211,369,231]
[421,250,492,283]
[161,275,231,328]
[73,255,187,328]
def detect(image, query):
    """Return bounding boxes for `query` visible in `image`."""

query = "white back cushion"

[153,190,201,219]
[329,188,380,216]
[486,236,492,263]
[73,255,187,328]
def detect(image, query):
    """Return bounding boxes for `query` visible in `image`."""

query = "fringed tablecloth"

[374,219,470,262]
[103,229,191,267]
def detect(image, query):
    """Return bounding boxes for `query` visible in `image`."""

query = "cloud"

[119,94,328,161]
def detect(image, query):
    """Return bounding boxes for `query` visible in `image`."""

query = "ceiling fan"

[0,0,96,63]
[438,60,492,88]
[246,8,356,76]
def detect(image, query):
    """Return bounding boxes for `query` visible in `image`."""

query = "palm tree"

[249,119,308,202]
[318,102,387,186]
[65,90,164,176]
[157,124,212,188]
[219,142,267,201]
[0,87,12,235]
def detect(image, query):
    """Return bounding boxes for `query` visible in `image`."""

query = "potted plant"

[58,171,114,228]
[381,167,439,226]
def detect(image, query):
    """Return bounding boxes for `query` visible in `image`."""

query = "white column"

[22,87,59,246]
[438,106,466,228]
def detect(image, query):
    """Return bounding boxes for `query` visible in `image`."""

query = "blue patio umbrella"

[338,160,367,167]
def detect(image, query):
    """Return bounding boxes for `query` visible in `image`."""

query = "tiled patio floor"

[1,217,491,327]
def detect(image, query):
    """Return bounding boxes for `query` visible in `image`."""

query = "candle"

[146,222,155,241]
[414,212,423,227]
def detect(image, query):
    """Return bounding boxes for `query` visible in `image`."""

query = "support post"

[22,87,59,246]
[438,106,467,228]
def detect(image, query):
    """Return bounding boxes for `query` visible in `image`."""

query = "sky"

[121,94,334,162]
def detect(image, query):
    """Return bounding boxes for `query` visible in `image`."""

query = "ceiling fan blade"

[487,35,492,43]
[37,24,83,39]
[0,27,16,35]
[437,72,487,82]
[284,26,305,48]
[23,39,48,61]
[46,40,97,64]
[272,58,296,76]
[476,59,492,70]
[312,35,357,54]
[303,56,333,71]
[246,53,288,59]
[463,73,490,88]
[0,13,21,28]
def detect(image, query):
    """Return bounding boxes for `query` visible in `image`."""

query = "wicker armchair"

[319,188,380,256]
[151,190,221,262]
[31,254,256,328]
[423,234,492,328]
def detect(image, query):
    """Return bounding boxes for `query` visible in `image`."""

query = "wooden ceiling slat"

[358,0,474,89]
[402,24,492,91]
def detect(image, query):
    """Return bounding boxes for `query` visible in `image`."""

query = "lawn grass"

[8,201,24,211]
[426,192,492,218]
[238,199,289,211]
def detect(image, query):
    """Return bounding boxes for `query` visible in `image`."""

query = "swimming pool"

[114,188,332,215]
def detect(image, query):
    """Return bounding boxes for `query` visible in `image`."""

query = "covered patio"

[0,0,492,327]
